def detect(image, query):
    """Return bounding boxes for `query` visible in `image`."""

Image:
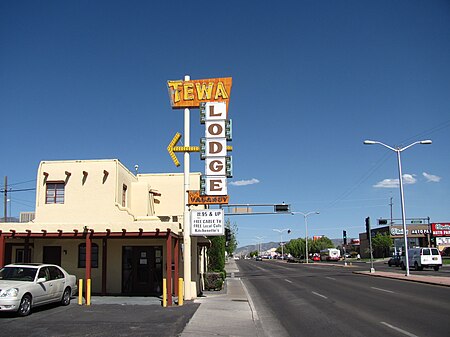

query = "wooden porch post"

[86,233,92,295]
[24,237,30,263]
[174,237,179,296]
[86,232,92,305]
[102,238,107,295]
[166,232,172,306]
[0,234,4,268]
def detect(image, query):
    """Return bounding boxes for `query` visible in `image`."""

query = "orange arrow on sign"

[167,132,232,167]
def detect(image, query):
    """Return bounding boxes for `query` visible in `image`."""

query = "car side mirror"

[37,277,47,283]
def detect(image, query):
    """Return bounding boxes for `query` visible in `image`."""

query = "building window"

[122,184,127,207]
[46,182,65,204]
[78,243,99,268]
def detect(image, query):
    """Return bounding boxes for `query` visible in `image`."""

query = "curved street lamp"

[254,236,265,257]
[273,228,290,260]
[292,211,320,263]
[364,139,432,276]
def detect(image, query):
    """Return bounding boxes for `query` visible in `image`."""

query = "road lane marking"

[380,322,418,337]
[312,291,328,299]
[325,277,336,280]
[371,287,394,294]
[284,279,293,284]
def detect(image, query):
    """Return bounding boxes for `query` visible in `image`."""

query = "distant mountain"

[235,241,279,257]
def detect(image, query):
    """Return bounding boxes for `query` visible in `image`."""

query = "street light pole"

[292,211,319,263]
[364,139,432,276]
[255,236,264,257]
[273,228,290,260]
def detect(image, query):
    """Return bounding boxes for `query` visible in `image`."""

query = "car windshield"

[0,267,37,282]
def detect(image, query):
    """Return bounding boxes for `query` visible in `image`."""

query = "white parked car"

[401,248,442,271]
[0,263,77,316]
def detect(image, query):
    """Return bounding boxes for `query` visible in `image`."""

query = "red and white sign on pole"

[202,102,230,196]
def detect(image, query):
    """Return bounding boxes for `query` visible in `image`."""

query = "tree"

[309,237,334,253]
[372,233,393,258]
[249,250,258,257]
[225,218,238,256]
[284,238,306,258]
[282,236,335,259]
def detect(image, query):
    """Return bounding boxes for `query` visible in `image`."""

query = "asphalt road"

[237,259,450,337]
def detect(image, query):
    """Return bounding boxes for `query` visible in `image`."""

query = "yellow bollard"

[162,278,167,307]
[78,279,83,305]
[178,278,184,306]
[86,279,91,306]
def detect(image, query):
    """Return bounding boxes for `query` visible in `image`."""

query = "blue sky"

[1,1,449,248]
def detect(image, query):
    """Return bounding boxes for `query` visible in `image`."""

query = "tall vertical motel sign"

[167,77,233,204]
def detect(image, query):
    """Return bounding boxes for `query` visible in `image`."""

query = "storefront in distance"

[359,223,432,258]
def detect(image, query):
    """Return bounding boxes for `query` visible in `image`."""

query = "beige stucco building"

[0,159,207,304]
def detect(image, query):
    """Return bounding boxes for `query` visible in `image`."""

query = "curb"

[352,271,450,287]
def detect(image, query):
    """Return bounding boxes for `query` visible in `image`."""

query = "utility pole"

[3,176,7,222]
[389,197,393,224]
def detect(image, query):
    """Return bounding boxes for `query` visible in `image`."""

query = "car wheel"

[61,287,71,306]
[17,294,32,317]
[388,261,392,267]
[434,266,439,271]
[400,262,406,270]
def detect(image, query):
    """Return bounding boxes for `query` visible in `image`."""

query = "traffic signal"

[365,217,371,240]
[287,229,291,234]
[378,219,388,225]
[343,230,347,245]
[225,228,231,241]
[274,204,290,213]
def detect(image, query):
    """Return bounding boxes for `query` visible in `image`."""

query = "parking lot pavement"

[0,300,199,337]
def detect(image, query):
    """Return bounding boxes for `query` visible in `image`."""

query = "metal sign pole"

[183,75,192,300]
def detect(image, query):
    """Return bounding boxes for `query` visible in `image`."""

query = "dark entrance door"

[122,246,163,295]
[43,246,62,265]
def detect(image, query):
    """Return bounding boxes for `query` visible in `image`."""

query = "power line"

[7,179,36,187]
[0,187,36,193]
[322,151,391,212]
[399,118,450,145]
[320,118,449,215]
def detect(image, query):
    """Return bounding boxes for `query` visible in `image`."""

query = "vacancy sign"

[191,209,224,236]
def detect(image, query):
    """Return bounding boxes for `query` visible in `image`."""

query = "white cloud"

[423,172,441,183]
[229,178,260,186]
[373,174,417,188]
[402,174,417,185]
[373,179,398,188]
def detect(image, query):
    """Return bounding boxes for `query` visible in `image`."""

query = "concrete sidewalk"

[180,259,262,337]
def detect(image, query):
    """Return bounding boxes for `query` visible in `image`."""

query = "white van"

[401,247,442,271]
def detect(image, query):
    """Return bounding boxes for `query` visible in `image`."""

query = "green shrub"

[204,272,224,291]
[208,236,226,272]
